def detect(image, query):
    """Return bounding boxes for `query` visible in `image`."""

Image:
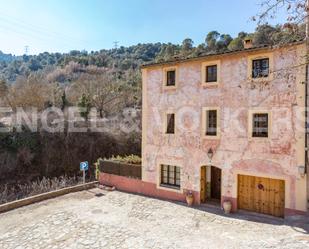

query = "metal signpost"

[80,161,89,184]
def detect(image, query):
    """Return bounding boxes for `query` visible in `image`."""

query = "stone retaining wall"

[0,181,98,213]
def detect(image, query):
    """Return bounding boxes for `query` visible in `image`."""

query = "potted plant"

[186,191,194,206]
[223,200,232,214]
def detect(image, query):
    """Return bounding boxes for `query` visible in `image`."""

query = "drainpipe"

[305,1,309,175]
[305,59,308,175]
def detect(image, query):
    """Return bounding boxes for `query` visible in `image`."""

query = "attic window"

[206,65,217,83]
[166,70,176,86]
[252,58,269,78]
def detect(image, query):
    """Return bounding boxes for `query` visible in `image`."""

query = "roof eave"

[141,40,305,69]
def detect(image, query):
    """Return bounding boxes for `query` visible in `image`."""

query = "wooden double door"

[238,175,285,217]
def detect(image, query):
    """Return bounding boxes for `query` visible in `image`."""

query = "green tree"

[28,58,42,71]
[61,90,68,111]
[191,44,206,57]
[0,78,8,98]
[253,24,278,45]
[216,34,233,51]
[228,32,248,51]
[181,38,194,53]
[164,44,176,61]
[78,94,91,120]
[205,31,220,51]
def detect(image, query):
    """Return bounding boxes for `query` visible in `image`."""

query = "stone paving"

[0,188,309,249]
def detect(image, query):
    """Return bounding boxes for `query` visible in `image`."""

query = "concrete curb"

[0,181,99,214]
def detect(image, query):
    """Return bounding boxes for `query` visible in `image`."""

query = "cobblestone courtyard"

[0,188,309,249]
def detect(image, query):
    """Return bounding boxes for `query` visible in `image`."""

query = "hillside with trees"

[0,24,305,186]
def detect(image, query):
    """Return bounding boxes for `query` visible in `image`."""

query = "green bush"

[107,154,141,165]
[94,158,103,180]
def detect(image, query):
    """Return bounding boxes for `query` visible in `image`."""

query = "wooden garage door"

[238,175,285,217]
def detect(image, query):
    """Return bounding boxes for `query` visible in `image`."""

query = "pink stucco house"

[140,39,308,217]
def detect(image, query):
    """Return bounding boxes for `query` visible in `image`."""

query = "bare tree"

[72,71,127,118]
[253,0,307,24]
[6,75,53,111]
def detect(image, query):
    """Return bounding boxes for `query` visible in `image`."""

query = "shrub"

[94,158,103,180]
[0,176,82,205]
[107,154,141,165]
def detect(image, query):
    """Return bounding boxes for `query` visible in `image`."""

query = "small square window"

[252,58,269,78]
[252,113,268,137]
[166,113,175,134]
[206,110,217,136]
[166,70,176,86]
[206,65,217,82]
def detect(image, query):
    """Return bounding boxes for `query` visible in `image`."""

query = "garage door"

[238,175,285,217]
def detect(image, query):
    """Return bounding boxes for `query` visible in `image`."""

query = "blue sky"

[0,0,287,55]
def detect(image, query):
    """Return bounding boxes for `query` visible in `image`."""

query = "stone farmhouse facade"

[141,40,308,217]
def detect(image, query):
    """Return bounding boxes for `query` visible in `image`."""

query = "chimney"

[243,38,253,49]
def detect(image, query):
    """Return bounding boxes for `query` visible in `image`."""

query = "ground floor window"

[160,164,180,189]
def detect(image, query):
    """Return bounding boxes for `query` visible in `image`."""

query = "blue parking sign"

[80,161,88,171]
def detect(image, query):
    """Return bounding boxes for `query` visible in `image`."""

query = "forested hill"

[0,23,305,185]
[0,43,162,82]
[0,51,20,63]
[0,24,305,83]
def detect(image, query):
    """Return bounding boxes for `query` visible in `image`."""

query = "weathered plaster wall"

[142,44,307,212]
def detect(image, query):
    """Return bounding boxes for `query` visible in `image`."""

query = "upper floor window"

[206,110,217,136]
[161,164,180,189]
[166,113,175,134]
[206,65,217,83]
[252,113,268,137]
[252,58,269,78]
[166,70,176,86]
[201,60,220,86]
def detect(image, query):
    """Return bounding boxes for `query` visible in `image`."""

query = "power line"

[0,11,90,45]
[0,11,103,53]
[0,18,84,47]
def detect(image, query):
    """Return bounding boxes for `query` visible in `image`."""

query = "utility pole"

[113,41,119,50]
[113,41,119,82]
[24,45,29,55]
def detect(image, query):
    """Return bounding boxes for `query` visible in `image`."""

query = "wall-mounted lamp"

[207,148,214,160]
[298,165,306,177]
